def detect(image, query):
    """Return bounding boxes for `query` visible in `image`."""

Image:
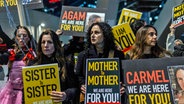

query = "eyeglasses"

[148,32,157,37]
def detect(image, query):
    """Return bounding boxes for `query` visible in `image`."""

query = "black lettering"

[39,69,45,80]
[50,68,56,78]
[35,86,41,97]
[25,71,31,81]
[34,70,39,80]
[45,68,50,79]
[129,18,136,24]
[40,85,45,96]
[127,33,135,45]
[27,87,32,98]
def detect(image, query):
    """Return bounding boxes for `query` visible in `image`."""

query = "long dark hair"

[35,29,67,80]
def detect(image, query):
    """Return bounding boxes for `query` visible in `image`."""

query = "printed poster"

[59,6,106,36]
[22,63,61,104]
[112,23,135,54]
[172,3,184,27]
[122,57,184,104]
[167,65,184,104]
[118,8,142,25]
[85,58,121,104]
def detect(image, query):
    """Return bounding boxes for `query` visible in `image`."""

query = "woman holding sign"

[75,22,127,104]
[29,29,78,104]
[0,26,37,104]
[129,25,172,59]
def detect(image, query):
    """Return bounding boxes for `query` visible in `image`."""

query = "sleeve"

[75,51,86,87]
[64,62,79,101]
[166,33,175,53]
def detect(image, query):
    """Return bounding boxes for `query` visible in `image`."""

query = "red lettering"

[126,72,133,84]
[62,11,86,21]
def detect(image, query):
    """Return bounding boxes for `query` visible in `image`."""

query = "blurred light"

[44,8,48,12]
[88,4,96,8]
[149,17,152,21]
[49,0,60,3]
[159,5,162,8]
[40,23,45,27]
[154,16,158,20]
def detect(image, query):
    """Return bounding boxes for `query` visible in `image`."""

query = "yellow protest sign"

[118,8,142,25]
[0,0,17,7]
[22,63,61,104]
[172,3,184,27]
[112,23,135,54]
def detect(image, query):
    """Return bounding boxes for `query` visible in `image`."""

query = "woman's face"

[90,25,104,46]
[145,27,157,47]
[176,69,184,90]
[41,35,55,57]
[15,28,30,48]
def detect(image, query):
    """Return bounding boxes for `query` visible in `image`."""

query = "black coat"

[75,46,127,104]
[173,44,184,57]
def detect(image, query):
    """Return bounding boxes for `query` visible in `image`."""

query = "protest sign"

[172,3,184,27]
[0,0,43,11]
[122,57,184,104]
[85,58,120,104]
[118,8,142,25]
[59,6,106,36]
[167,65,184,104]
[112,23,135,54]
[22,63,61,104]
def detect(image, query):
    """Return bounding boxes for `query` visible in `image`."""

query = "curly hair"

[85,22,116,55]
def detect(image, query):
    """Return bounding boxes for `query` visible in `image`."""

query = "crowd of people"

[0,18,183,104]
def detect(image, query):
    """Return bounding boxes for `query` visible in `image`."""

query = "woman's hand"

[120,82,126,96]
[80,84,86,94]
[50,91,67,103]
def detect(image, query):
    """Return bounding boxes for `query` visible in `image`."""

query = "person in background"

[85,14,102,32]
[128,25,172,59]
[0,25,15,65]
[175,67,184,104]
[130,19,146,35]
[0,25,37,104]
[172,39,184,57]
[166,24,184,56]
[63,36,85,73]
[76,22,126,104]
[28,29,78,104]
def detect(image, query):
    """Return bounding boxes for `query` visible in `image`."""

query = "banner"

[59,6,106,36]
[172,3,184,27]
[122,57,184,104]
[167,65,184,104]
[0,0,43,11]
[85,58,121,104]
[22,63,61,104]
[112,23,135,54]
[118,8,142,25]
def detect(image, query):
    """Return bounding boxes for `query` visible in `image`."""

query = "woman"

[76,22,126,104]
[0,26,37,104]
[29,29,78,104]
[175,67,184,104]
[129,25,172,59]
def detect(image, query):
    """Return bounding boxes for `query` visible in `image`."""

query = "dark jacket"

[173,44,184,57]
[75,46,127,104]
